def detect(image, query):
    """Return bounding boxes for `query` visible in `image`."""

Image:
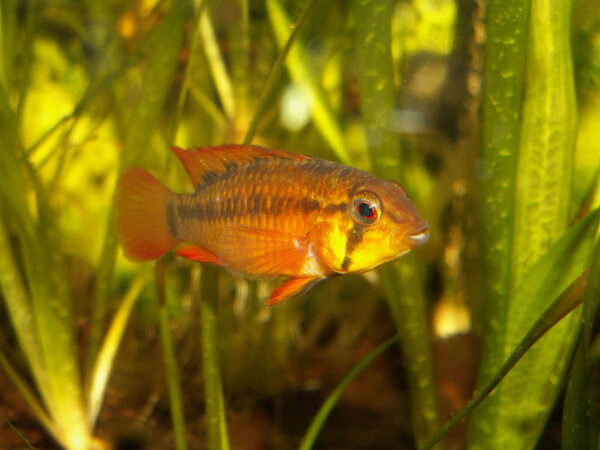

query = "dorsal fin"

[170,145,312,187]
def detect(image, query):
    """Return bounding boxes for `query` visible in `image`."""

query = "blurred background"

[1,0,600,449]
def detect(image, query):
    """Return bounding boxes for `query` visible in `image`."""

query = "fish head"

[312,177,429,274]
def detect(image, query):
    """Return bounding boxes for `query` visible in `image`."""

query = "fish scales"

[173,158,346,240]
[116,144,429,305]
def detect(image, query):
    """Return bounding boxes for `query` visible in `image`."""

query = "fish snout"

[406,220,430,248]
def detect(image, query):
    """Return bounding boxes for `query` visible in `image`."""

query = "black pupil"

[358,202,375,219]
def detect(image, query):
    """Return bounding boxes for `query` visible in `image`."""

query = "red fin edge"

[266,277,321,306]
[170,145,312,187]
[175,244,223,265]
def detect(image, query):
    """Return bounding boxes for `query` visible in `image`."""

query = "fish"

[116,145,429,306]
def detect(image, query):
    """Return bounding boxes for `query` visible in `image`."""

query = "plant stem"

[354,0,440,445]
[198,266,230,450]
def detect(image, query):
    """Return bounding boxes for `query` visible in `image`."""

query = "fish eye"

[357,201,376,219]
[351,192,381,225]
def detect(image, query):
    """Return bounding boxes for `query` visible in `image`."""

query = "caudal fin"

[116,167,178,261]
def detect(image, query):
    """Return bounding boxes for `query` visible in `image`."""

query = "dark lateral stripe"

[175,193,324,223]
[322,202,346,215]
[166,200,178,237]
[297,197,320,214]
[177,199,205,221]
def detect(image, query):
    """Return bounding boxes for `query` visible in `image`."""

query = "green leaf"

[199,6,235,120]
[562,340,598,450]
[157,262,187,450]
[473,0,530,407]
[87,273,149,427]
[562,237,600,450]
[265,0,350,164]
[199,265,230,450]
[243,0,322,145]
[353,0,439,446]
[299,335,400,450]
[88,0,191,385]
[0,74,91,449]
[354,0,400,177]
[470,207,599,449]
[121,0,191,170]
[423,209,599,450]
[470,0,578,447]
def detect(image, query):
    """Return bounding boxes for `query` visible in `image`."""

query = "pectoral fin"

[266,277,322,306]
[216,223,311,280]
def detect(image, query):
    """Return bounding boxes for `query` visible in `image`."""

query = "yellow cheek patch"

[347,243,389,272]
[350,224,411,272]
[313,216,353,271]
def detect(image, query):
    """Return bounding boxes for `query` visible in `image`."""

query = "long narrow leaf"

[0,349,60,445]
[157,262,187,450]
[299,335,401,450]
[87,273,149,427]
[353,0,439,445]
[265,0,350,163]
[200,7,235,120]
[422,271,587,450]
[424,208,599,449]
[199,266,230,450]
[470,0,578,446]
[471,0,530,424]
[1,77,90,447]
[562,236,600,449]
[243,0,322,145]
[88,0,191,382]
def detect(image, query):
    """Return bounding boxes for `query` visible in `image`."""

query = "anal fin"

[266,277,321,306]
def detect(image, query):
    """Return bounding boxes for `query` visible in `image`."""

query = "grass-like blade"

[200,7,235,120]
[120,0,191,170]
[199,266,230,450]
[157,261,188,450]
[87,273,149,427]
[0,409,35,450]
[1,72,91,446]
[470,0,578,446]
[89,0,191,382]
[425,209,599,448]
[265,0,350,163]
[561,237,600,449]
[421,271,587,450]
[353,0,439,445]
[471,0,530,428]
[243,0,322,145]
[0,349,59,445]
[562,339,598,450]
[299,335,401,450]
[159,306,188,450]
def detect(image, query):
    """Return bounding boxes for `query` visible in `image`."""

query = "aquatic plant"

[0,0,599,449]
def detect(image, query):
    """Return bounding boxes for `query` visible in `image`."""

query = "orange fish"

[116,145,429,305]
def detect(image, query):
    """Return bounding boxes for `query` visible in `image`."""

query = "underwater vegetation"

[1,0,600,449]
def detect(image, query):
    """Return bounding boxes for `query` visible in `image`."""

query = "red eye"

[350,191,381,225]
[357,201,376,220]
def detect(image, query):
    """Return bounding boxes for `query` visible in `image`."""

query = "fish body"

[116,145,429,305]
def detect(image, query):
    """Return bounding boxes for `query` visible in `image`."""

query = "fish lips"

[405,220,430,248]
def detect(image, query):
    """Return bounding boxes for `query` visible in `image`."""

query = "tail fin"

[116,167,178,261]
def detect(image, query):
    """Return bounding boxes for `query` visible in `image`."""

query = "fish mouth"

[407,220,430,247]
